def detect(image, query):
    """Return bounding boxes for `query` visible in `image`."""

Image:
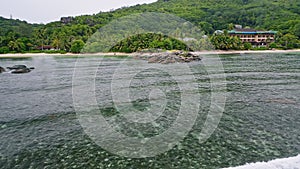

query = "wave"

[223,155,300,169]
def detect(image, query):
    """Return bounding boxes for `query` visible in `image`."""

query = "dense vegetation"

[0,0,300,53]
[110,33,190,53]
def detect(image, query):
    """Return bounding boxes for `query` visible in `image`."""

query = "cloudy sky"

[0,0,157,23]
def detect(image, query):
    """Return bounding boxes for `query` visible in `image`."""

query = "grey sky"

[0,0,157,24]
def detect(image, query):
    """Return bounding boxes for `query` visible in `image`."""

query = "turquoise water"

[0,53,299,169]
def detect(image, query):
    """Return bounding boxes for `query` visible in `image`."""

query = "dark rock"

[0,66,5,73]
[7,65,27,70]
[133,51,202,64]
[7,65,34,74]
[11,68,31,74]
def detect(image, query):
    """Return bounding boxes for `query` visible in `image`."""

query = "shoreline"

[0,52,132,58]
[194,49,300,55]
[0,49,299,58]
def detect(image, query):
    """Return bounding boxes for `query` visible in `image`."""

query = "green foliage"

[243,42,252,50]
[278,33,300,49]
[198,22,214,34]
[251,46,269,50]
[228,23,235,30]
[0,17,41,37]
[8,39,26,52]
[292,23,300,39]
[70,40,85,53]
[269,42,277,49]
[110,33,190,53]
[210,33,242,50]
[0,46,9,54]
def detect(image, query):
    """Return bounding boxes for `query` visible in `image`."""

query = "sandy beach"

[0,52,132,58]
[194,49,300,55]
[0,49,299,58]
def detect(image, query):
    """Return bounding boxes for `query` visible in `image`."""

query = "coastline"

[194,49,300,55]
[0,49,300,58]
[0,52,132,58]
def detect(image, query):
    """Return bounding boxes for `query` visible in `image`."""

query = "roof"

[36,45,54,50]
[235,28,257,32]
[214,30,224,34]
[229,28,277,34]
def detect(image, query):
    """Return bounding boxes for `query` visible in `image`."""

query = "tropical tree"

[210,33,243,50]
[243,42,252,50]
[33,28,46,50]
[293,23,300,39]
[198,21,214,34]
[0,46,9,54]
[279,34,299,49]
[8,39,25,52]
[70,40,85,53]
[228,23,235,30]
[269,42,277,49]
[52,38,61,50]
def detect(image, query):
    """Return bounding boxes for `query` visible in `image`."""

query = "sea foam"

[223,155,300,169]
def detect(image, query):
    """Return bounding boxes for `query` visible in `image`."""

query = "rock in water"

[0,66,5,73]
[133,51,202,64]
[7,65,35,74]
[7,65,27,70]
[11,68,31,74]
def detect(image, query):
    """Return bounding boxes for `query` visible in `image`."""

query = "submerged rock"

[133,51,202,64]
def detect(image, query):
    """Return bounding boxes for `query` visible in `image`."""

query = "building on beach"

[36,45,55,50]
[228,25,277,47]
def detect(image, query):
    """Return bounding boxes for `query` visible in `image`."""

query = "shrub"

[70,40,85,53]
[269,42,277,49]
[0,46,10,54]
[243,43,252,50]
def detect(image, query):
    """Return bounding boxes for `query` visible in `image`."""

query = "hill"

[0,16,41,37]
[61,0,300,34]
[0,0,300,53]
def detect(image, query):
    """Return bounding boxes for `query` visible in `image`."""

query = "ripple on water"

[0,53,299,168]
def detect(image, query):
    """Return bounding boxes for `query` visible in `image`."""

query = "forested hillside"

[0,16,41,37]
[0,0,300,53]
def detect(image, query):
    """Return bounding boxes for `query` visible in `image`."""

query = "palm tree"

[8,40,25,52]
[228,23,234,30]
[33,28,46,50]
[52,38,61,50]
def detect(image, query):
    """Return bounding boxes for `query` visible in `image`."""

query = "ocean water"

[0,53,299,169]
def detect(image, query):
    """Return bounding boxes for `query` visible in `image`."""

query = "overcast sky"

[0,0,157,24]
